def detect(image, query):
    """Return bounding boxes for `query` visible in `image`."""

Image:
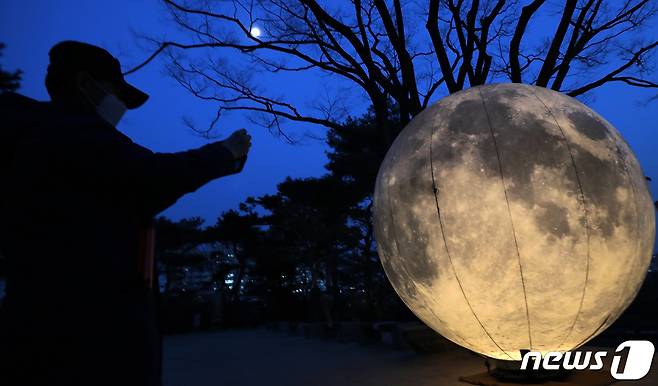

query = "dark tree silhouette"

[208,209,262,304]
[129,0,658,141]
[0,43,22,94]
[151,108,426,327]
[154,217,208,294]
[0,42,21,280]
[325,108,401,318]
[246,176,363,324]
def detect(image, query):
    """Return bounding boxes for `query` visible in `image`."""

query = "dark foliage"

[0,43,22,94]
[155,109,412,330]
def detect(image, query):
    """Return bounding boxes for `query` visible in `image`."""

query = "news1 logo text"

[520,340,655,380]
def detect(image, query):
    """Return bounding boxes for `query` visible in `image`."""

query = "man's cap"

[47,41,148,109]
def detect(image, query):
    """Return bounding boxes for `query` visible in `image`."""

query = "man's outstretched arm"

[67,125,252,218]
[131,129,252,217]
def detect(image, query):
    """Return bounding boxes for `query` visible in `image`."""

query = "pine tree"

[0,43,22,93]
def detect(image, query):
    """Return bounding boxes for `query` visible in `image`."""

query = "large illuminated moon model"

[373,83,655,361]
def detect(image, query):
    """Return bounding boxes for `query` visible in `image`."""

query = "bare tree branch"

[427,0,459,92]
[535,0,577,86]
[126,0,658,141]
[509,0,546,83]
[567,40,658,96]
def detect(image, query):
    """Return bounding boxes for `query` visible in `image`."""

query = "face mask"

[96,92,127,127]
[79,74,128,127]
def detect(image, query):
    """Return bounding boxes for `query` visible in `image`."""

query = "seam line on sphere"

[530,89,591,351]
[428,117,515,360]
[607,141,641,320]
[382,157,467,347]
[604,140,642,332]
[573,315,609,350]
[477,87,533,352]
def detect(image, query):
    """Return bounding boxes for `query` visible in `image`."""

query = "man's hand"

[222,129,252,160]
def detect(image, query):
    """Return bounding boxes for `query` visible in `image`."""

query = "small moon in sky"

[250,26,262,38]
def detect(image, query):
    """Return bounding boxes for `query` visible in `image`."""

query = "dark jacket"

[0,93,241,386]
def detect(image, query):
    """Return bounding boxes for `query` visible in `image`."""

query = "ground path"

[163,329,657,386]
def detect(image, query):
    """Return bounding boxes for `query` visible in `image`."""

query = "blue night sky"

[2,0,657,225]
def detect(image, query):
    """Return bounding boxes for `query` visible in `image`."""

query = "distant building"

[159,242,226,298]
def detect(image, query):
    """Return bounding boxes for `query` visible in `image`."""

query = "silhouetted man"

[0,41,251,386]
